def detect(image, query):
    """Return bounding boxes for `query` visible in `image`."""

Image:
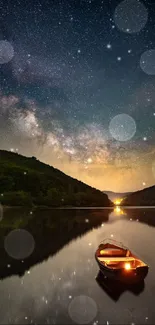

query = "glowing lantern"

[124,262,131,270]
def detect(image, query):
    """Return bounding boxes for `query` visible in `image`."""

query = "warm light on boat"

[124,262,131,270]
[96,241,149,282]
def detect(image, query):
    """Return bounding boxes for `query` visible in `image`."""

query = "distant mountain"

[103,191,132,202]
[121,185,155,206]
[0,150,113,207]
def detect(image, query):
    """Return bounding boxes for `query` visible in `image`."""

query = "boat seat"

[98,248,127,257]
[98,257,135,262]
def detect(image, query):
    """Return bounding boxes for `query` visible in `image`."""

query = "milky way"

[0,0,155,191]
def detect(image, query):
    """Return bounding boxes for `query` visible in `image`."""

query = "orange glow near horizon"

[114,199,122,206]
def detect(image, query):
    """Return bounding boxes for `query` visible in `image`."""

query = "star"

[106,44,112,49]
[0,0,154,196]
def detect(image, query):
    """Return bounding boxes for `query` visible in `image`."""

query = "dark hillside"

[121,185,155,206]
[0,150,113,207]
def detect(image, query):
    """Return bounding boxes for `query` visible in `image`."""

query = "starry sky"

[0,0,155,192]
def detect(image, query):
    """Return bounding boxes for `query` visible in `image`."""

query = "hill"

[0,150,113,207]
[103,191,132,202]
[121,185,155,206]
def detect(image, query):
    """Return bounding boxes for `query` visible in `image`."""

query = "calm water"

[0,207,155,324]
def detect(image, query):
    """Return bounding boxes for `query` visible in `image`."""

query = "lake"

[0,206,155,324]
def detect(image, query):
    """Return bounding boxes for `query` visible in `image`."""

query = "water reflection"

[0,207,110,280]
[0,207,155,324]
[123,208,155,228]
[114,206,126,215]
[1,207,155,281]
[109,206,155,228]
[96,271,145,301]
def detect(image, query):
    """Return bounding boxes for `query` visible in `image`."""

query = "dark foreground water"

[0,206,155,324]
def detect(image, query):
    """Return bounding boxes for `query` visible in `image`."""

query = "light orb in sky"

[4,229,35,260]
[68,295,97,324]
[114,0,148,34]
[140,50,155,75]
[0,40,14,64]
[109,114,136,141]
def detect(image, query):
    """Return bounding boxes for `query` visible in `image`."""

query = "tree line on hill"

[0,150,112,207]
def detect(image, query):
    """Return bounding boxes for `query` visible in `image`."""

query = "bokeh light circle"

[0,40,14,64]
[140,50,155,75]
[68,295,97,324]
[109,114,136,141]
[4,229,35,260]
[114,0,148,34]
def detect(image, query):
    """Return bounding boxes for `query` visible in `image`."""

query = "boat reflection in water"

[96,270,145,301]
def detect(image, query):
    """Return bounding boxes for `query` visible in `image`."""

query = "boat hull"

[95,253,148,284]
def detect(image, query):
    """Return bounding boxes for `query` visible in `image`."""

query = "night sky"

[0,0,155,192]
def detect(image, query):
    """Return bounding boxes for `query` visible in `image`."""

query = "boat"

[95,239,149,283]
[96,271,145,301]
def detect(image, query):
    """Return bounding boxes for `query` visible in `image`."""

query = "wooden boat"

[95,239,149,283]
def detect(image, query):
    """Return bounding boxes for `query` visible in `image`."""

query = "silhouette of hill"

[121,185,155,206]
[103,191,132,202]
[0,150,113,207]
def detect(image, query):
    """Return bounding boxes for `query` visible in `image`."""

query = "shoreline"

[2,205,155,209]
[2,205,114,209]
